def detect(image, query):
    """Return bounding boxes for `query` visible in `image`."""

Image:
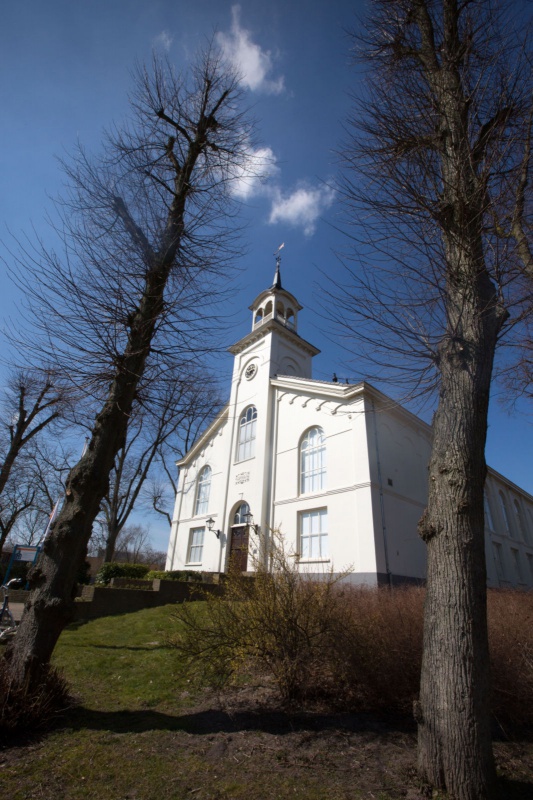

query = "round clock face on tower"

[244,363,257,380]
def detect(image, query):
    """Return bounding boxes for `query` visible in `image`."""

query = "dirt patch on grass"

[2,683,532,800]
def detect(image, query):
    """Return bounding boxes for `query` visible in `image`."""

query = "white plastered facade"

[166,273,533,589]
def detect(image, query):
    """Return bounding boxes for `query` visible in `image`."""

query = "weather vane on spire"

[272,243,284,289]
[274,242,285,268]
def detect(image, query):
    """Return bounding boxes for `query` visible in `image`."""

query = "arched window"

[254,308,263,327]
[514,499,526,541]
[499,491,512,536]
[233,502,250,525]
[527,510,533,545]
[195,466,212,515]
[286,308,295,329]
[264,301,273,320]
[276,301,285,320]
[237,406,257,461]
[300,426,326,494]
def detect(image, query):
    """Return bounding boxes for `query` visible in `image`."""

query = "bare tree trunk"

[417,302,499,799]
[103,523,120,563]
[335,1,528,795]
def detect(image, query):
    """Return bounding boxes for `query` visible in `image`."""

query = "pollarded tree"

[333,2,533,799]
[4,48,254,688]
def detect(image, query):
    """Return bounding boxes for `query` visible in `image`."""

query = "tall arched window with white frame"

[513,499,528,542]
[195,466,212,516]
[499,491,512,537]
[300,426,326,494]
[237,406,257,462]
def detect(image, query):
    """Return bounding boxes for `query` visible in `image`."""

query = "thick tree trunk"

[416,241,503,800]
[417,334,498,799]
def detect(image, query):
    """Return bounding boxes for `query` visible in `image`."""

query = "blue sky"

[1,1,532,551]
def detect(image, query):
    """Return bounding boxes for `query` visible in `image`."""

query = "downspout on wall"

[371,398,392,588]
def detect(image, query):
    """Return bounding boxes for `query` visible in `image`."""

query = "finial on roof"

[272,242,284,289]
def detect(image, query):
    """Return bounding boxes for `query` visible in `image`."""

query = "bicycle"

[0,578,24,641]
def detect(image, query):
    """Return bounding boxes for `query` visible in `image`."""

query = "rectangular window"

[526,553,533,582]
[511,547,523,583]
[187,527,205,563]
[484,493,495,532]
[492,542,505,582]
[299,509,328,559]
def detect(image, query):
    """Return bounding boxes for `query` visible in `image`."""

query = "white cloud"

[268,184,336,236]
[216,5,284,95]
[229,146,279,200]
[153,31,173,52]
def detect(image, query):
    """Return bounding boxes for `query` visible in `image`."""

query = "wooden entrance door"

[229,525,249,572]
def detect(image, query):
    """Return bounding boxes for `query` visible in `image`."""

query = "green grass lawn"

[1,604,531,800]
[52,605,190,712]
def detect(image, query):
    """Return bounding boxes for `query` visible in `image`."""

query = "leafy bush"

[0,659,71,743]
[95,562,150,585]
[146,569,201,582]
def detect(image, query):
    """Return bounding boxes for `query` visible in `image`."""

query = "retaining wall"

[7,581,224,624]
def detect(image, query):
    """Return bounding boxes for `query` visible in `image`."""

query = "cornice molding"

[228,318,320,357]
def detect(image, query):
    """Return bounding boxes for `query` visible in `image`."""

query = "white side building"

[165,265,533,589]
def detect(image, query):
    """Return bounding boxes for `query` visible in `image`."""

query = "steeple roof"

[272,260,282,290]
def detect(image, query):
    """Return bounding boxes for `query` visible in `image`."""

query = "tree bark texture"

[410,2,506,797]
[417,310,499,800]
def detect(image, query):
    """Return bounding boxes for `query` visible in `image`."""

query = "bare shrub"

[328,585,425,714]
[487,590,533,729]
[171,538,533,727]
[171,535,349,704]
[0,657,71,743]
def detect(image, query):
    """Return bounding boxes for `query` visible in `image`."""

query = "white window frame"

[484,492,495,532]
[513,499,526,542]
[300,427,326,494]
[299,508,329,560]
[233,502,250,525]
[526,553,533,582]
[195,466,212,516]
[187,527,205,564]
[510,547,524,584]
[499,491,512,537]
[492,541,505,582]
[237,406,257,462]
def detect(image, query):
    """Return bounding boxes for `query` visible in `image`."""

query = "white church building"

[166,263,533,589]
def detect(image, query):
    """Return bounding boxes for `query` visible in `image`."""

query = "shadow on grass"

[497,779,533,800]
[63,705,416,736]
[84,643,172,651]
